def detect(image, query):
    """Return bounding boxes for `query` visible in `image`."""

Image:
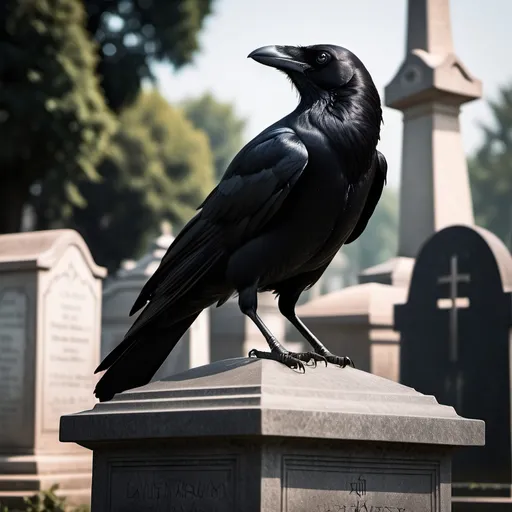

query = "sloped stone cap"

[61,358,484,449]
[0,229,106,277]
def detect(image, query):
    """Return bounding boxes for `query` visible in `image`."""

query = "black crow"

[94,44,387,402]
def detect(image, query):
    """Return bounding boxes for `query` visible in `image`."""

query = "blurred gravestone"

[0,229,105,508]
[102,222,210,380]
[395,225,512,509]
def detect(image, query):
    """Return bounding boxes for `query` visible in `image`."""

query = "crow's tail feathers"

[93,312,200,402]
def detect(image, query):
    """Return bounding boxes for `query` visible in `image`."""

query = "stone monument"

[395,225,512,510]
[298,0,482,382]
[0,229,106,507]
[102,222,210,380]
[61,358,484,512]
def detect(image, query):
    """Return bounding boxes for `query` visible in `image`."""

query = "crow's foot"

[289,351,327,368]
[248,349,305,373]
[322,352,355,368]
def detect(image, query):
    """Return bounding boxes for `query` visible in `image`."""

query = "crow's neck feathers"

[294,68,382,177]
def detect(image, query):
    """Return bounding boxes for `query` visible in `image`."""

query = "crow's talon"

[289,351,328,367]
[323,353,355,368]
[248,349,306,373]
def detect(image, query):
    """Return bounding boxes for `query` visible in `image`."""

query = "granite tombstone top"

[61,357,485,512]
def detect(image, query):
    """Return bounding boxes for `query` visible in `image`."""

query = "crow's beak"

[248,45,310,74]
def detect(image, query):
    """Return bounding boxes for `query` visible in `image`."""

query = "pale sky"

[154,0,512,188]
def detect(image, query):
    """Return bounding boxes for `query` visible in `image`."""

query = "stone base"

[60,358,484,512]
[0,453,91,508]
[92,437,451,512]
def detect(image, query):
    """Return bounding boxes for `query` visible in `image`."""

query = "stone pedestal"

[0,229,106,507]
[60,358,484,511]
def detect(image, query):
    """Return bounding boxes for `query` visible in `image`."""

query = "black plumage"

[94,44,387,402]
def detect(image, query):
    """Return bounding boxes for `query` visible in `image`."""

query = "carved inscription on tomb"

[0,289,27,441]
[109,457,236,512]
[42,252,97,431]
[282,456,439,512]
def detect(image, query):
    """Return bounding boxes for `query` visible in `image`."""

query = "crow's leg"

[239,286,322,372]
[278,290,355,369]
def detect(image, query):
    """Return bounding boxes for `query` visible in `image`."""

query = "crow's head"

[249,44,366,95]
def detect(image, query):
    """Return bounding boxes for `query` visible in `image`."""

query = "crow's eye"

[315,52,330,65]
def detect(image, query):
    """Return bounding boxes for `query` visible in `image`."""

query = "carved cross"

[437,255,470,362]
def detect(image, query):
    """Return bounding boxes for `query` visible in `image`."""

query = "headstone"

[102,222,210,380]
[0,229,106,508]
[210,292,301,363]
[395,225,512,509]
[297,283,407,381]
[60,357,484,512]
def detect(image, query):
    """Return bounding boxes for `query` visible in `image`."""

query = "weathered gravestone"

[61,358,484,512]
[102,223,210,380]
[0,229,106,507]
[395,225,512,510]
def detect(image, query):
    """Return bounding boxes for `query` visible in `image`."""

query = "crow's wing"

[128,127,308,316]
[199,127,309,235]
[344,150,387,245]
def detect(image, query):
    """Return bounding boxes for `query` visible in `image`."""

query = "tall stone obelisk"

[298,0,483,383]
[360,0,482,284]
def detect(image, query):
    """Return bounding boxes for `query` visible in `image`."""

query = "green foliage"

[0,484,89,512]
[469,84,512,249]
[0,0,114,233]
[136,91,215,222]
[182,93,246,181]
[34,90,215,273]
[83,0,214,110]
[342,187,399,275]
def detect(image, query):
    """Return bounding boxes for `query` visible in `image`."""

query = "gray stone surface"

[0,229,105,507]
[61,358,484,511]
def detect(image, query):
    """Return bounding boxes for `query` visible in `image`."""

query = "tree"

[342,187,399,276]
[34,90,215,272]
[469,84,512,249]
[83,0,213,111]
[182,93,246,181]
[0,0,114,234]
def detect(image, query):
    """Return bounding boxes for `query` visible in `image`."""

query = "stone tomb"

[61,357,484,511]
[395,225,512,509]
[102,224,209,380]
[0,229,106,506]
